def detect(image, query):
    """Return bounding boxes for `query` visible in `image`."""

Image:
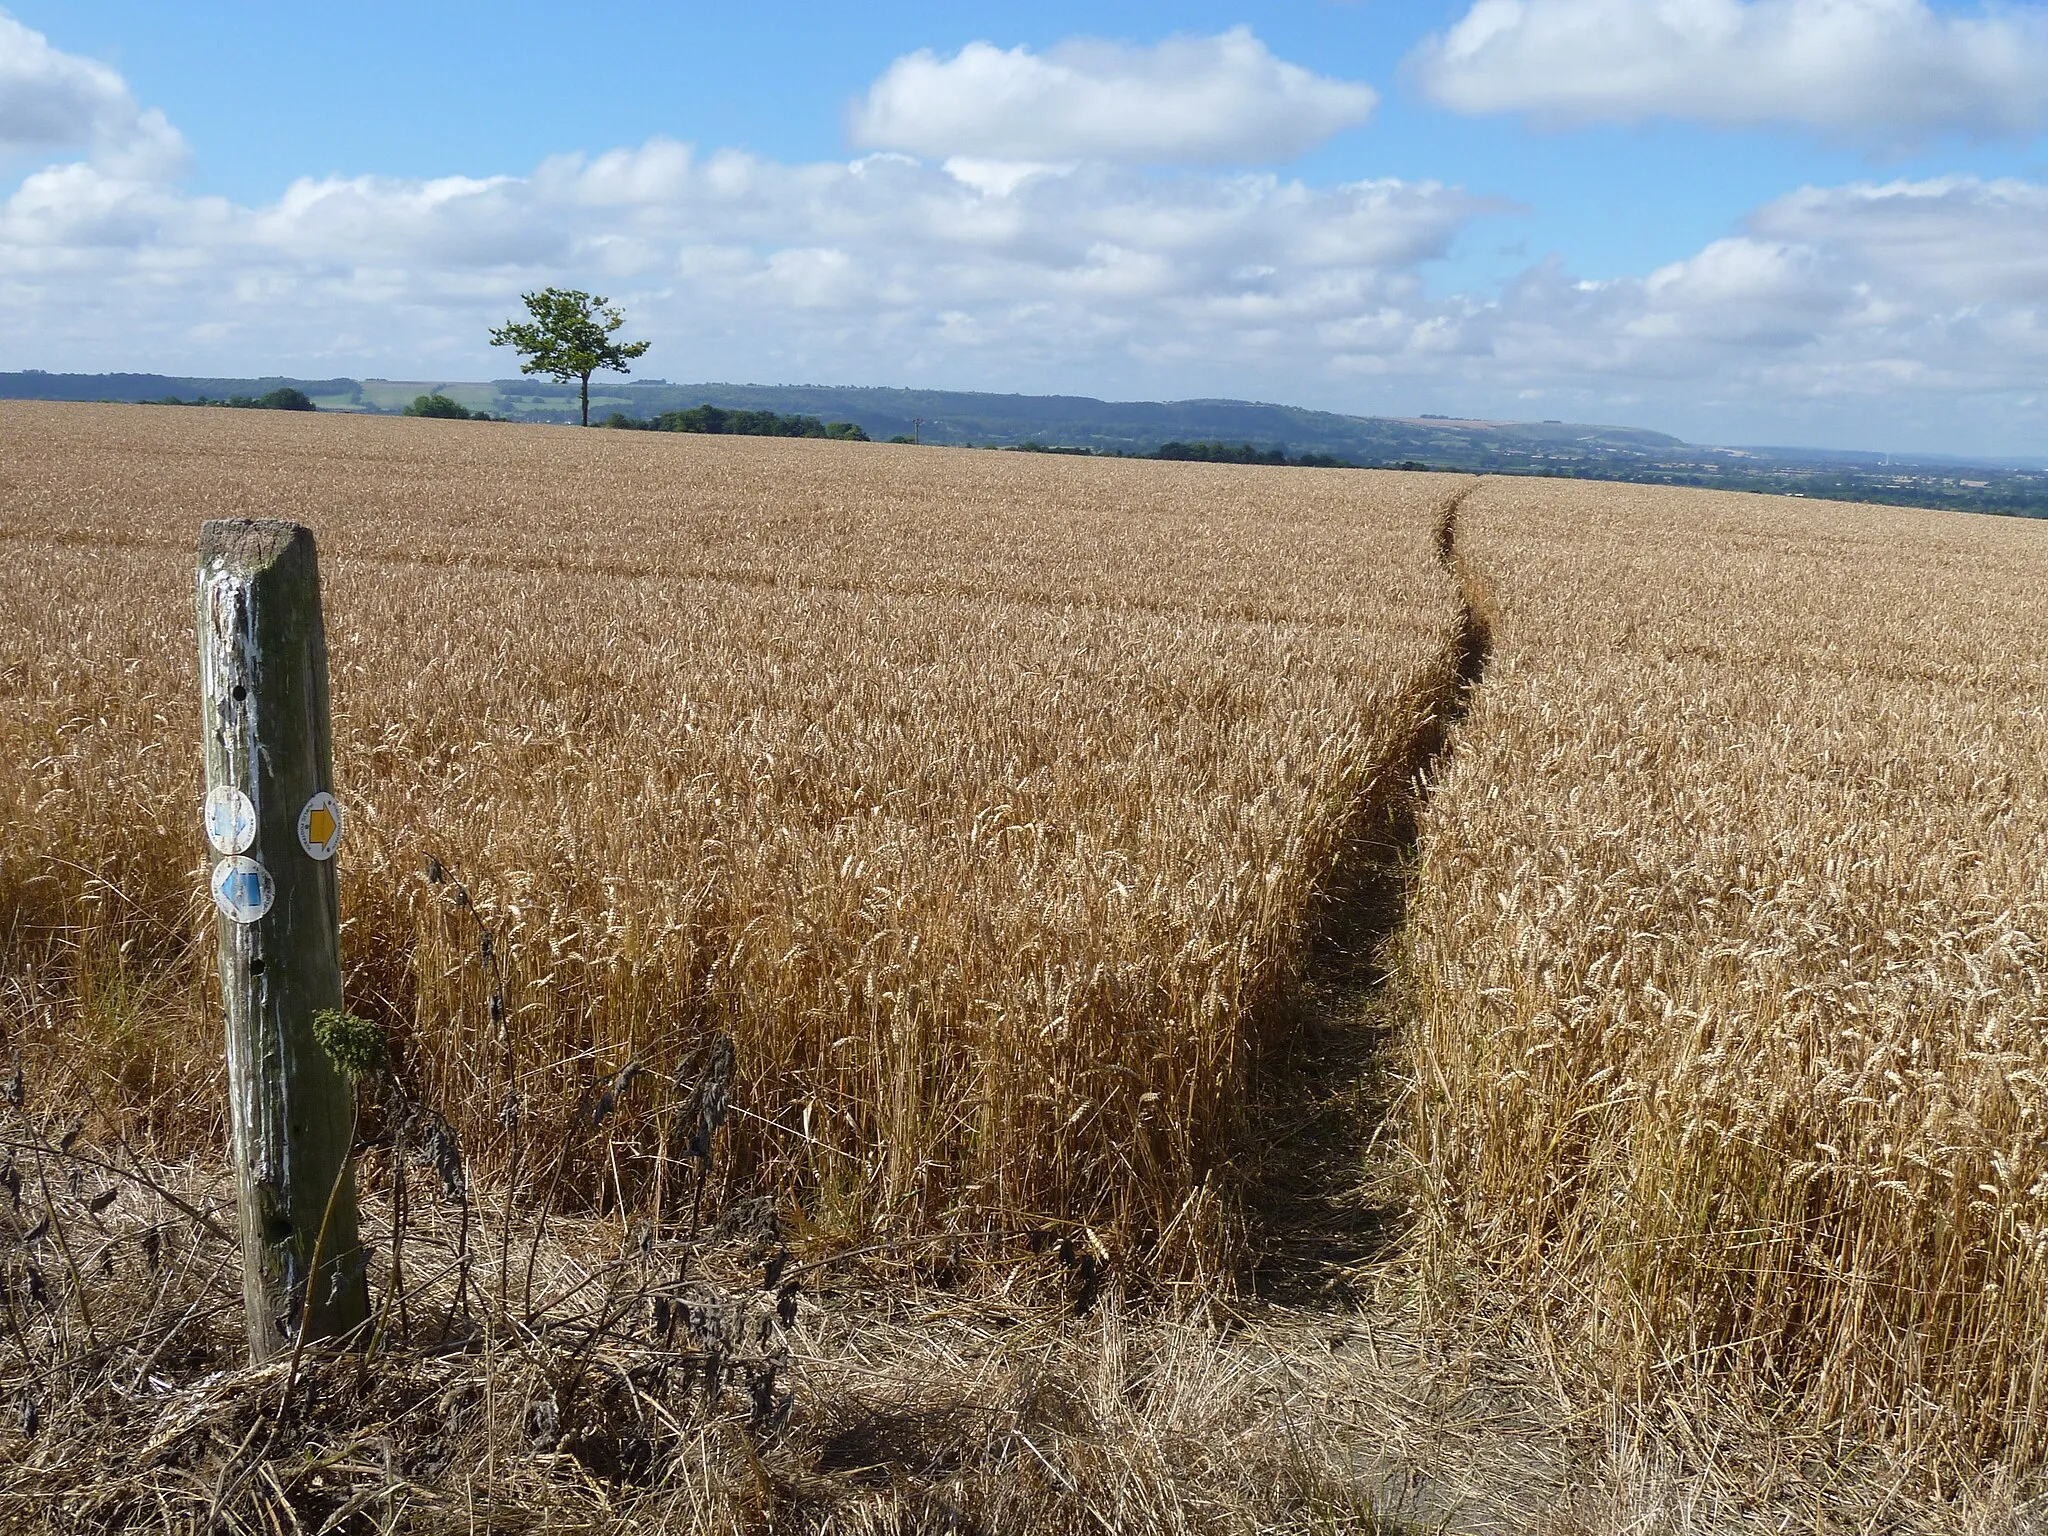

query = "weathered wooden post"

[197,519,369,1361]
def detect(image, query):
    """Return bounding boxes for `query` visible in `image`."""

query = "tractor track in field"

[1239,480,1493,1304]
[1223,481,1578,1535]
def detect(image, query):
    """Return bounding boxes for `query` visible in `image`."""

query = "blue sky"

[4,1,2047,454]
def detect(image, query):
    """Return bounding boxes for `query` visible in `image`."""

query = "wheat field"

[1405,476,2048,1479]
[0,402,1464,1267]
[9,402,2048,1528]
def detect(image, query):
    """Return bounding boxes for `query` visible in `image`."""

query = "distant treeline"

[602,404,869,440]
[1009,439,1396,470]
[1153,440,1354,468]
[154,387,316,412]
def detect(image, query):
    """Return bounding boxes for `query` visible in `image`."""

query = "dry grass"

[1404,477,2048,1489]
[0,1067,1588,1536]
[0,401,1464,1269]
[4,1087,2039,1535]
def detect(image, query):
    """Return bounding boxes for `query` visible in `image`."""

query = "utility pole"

[197,519,368,1362]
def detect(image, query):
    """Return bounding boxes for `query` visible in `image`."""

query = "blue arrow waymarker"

[211,856,275,924]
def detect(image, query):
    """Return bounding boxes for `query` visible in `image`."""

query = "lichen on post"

[196,518,369,1361]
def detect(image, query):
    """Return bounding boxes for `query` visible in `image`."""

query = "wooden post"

[196,519,369,1362]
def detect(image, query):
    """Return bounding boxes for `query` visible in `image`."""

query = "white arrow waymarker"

[204,785,258,855]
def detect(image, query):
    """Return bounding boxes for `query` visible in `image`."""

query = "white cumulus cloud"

[1459,174,2048,440]
[0,139,1488,397]
[2,23,2047,455]
[850,28,1378,164]
[1413,0,2048,141]
[7,142,2046,451]
[0,9,186,177]
[1749,175,2048,300]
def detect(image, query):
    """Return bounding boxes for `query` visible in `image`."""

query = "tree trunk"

[581,372,590,427]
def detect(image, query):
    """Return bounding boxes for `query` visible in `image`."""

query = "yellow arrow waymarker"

[297,792,343,860]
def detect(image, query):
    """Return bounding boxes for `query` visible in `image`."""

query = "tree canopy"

[488,288,649,426]
[404,393,491,420]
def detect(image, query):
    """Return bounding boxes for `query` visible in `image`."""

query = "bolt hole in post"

[196,519,369,1364]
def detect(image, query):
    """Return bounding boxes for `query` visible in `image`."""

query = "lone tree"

[489,287,650,427]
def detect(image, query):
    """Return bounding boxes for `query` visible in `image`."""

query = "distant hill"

[4,370,2042,517]
[0,370,363,406]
